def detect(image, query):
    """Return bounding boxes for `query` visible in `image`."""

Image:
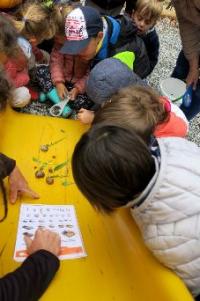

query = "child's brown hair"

[13,1,56,43]
[134,0,163,24]
[0,14,19,57]
[93,86,168,142]
[72,125,155,214]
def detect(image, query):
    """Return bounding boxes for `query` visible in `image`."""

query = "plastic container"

[160,78,186,107]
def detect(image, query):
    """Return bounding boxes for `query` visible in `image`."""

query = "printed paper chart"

[14,204,87,262]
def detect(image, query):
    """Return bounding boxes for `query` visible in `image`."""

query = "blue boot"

[39,92,47,102]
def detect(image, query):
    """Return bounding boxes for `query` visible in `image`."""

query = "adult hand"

[56,83,68,99]
[187,56,199,89]
[68,87,79,100]
[186,67,199,89]
[77,108,95,124]
[24,229,61,257]
[8,166,39,204]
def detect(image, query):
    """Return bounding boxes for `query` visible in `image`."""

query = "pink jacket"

[50,43,90,94]
[4,52,29,88]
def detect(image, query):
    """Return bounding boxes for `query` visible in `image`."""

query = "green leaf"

[40,162,48,169]
[32,157,41,163]
[62,181,68,187]
[53,161,68,172]
[62,181,74,187]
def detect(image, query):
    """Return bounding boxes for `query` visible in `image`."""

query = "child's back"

[130,136,200,297]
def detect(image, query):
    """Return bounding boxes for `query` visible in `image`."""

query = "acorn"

[23,232,33,237]
[62,230,75,237]
[35,170,45,178]
[40,144,49,152]
[46,176,54,185]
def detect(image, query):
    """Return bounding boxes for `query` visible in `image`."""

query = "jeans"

[172,50,200,121]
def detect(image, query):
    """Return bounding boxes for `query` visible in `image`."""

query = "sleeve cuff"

[0,153,16,178]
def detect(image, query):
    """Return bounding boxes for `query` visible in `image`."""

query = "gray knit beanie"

[86,57,147,105]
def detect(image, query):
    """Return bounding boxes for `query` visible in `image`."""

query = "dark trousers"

[196,295,200,301]
[172,50,200,121]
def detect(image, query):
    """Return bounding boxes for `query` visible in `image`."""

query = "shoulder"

[143,28,159,44]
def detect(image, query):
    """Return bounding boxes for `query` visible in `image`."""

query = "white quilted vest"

[130,137,200,296]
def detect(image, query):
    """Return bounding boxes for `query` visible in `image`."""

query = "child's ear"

[97,31,103,40]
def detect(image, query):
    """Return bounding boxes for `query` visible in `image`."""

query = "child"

[78,54,188,141]
[93,85,189,141]
[131,0,163,73]
[11,2,74,116]
[58,5,151,79]
[12,1,56,49]
[72,124,200,299]
[77,52,147,124]
[0,13,35,108]
[50,2,90,101]
[11,1,59,66]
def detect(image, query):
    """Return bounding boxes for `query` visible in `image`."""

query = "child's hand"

[8,166,39,204]
[77,108,95,124]
[68,87,79,100]
[56,83,68,99]
[24,228,61,257]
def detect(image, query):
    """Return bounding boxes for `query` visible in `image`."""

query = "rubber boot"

[39,92,47,102]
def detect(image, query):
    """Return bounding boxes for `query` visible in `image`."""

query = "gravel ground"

[22,17,200,144]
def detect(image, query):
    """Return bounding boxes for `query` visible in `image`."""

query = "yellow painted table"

[0,108,193,301]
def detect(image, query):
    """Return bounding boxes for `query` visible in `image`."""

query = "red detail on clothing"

[28,87,39,101]
[4,49,29,88]
[154,96,188,138]
[162,97,171,113]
